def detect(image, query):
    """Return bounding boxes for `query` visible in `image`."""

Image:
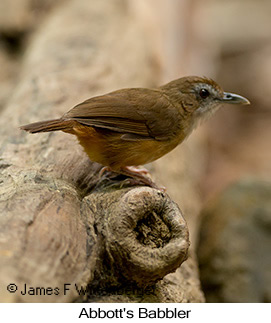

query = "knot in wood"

[105,187,189,285]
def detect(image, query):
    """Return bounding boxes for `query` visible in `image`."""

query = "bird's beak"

[221,92,250,105]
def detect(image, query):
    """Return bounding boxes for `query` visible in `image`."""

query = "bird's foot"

[98,166,112,179]
[99,165,150,179]
[98,166,165,191]
[122,165,150,176]
[119,166,166,191]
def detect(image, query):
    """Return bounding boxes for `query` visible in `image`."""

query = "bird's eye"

[199,88,210,99]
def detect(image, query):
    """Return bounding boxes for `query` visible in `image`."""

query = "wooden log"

[0,0,204,302]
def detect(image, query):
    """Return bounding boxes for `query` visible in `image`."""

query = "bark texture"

[0,0,204,302]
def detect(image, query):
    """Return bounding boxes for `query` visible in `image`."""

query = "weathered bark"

[0,0,204,302]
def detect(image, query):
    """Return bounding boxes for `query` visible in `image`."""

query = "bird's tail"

[20,119,74,133]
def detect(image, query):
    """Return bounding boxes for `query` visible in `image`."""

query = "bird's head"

[161,76,250,128]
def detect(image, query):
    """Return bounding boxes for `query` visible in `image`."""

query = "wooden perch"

[93,187,189,285]
[0,0,204,302]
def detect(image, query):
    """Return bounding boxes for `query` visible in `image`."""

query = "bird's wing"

[64,88,180,141]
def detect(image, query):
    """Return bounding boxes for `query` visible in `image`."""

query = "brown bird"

[21,76,250,189]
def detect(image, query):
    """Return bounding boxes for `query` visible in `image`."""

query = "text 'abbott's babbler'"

[78,307,191,319]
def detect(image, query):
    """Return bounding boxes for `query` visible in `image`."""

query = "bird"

[21,76,250,189]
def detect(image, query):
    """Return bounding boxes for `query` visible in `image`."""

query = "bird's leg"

[119,166,165,191]
[98,166,112,179]
[98,165,165,191]
[99,165,149,179]
[122,165,150,176]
